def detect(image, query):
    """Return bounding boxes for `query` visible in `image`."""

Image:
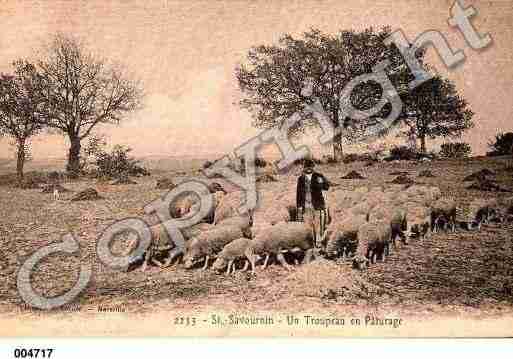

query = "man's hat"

[303,159,315,168]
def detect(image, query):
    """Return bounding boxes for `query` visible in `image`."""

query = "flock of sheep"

[131,182,513,275]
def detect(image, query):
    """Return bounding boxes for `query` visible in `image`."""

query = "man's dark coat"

[296,171,330,210]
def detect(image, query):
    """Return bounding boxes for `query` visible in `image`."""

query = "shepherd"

[296,159,330,248]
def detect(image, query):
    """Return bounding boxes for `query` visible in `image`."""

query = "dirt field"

[1,156,513,335]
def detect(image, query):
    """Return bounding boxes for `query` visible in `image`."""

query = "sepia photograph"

[0,0,512,340]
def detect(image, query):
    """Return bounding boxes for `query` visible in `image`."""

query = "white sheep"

[182,222,216,241]
[496,196,513,222]
[369,203,407,246]
[431,197,457,233]
[125,223,175,272]
[405,185,429,197]
[349,201,372,220]
[428,186,442,202]
[183,225,244,270]
[404,185,428,203]
[248,221,273,239]
[244,222,315,273]
[252,204,290,226]
[216,215,252,238]
[457,199,489,230]
[392,192,410,207]
[364,191,388,210]
[213,191,245,224]
[128,222,215,271]
[276,187,296,207]
[183,191,225,223]
[404,185,441,207]
[353,219,392,270]
[330,190,363,215]
[368,204,391,222]
[323,213,367,259]
[403,202,432,240]
[212,238,252,275]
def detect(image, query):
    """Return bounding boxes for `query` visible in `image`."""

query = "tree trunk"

[407,128,417,151]
[508,144,513,168]
[332,115,344,162]
[333,133,344,162]
[16,138,26,184]
[420,135,427,155]
[67,135,82,176]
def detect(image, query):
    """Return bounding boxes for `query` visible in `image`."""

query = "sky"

[0,0,511,159]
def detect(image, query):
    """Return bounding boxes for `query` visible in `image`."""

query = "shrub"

[83,142,149,179]
[387,145,418,161]
[439,142,472,159]
[47,171,64,182]
[342,153,360,163]
[322,155,338,164]
[487,132,513,157]
[96,145,149,178]
[342,151,384,163]
[80,136,149,178]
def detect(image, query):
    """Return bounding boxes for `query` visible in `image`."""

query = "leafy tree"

[0,60,46,183]
[487,132,513,157]
[401,76,474,154]
[38,34,144,175]
[236,27,425,161]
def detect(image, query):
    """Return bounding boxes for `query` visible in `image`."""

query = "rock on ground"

[256,174,277,183]
[418,170,435,178]
[390,174,415,185]
[110,176,137,185]
[341,171,366,180]
[463,169,496,182]
[156,178,176,190]
[467,178,511,192]
[71,188,103,201]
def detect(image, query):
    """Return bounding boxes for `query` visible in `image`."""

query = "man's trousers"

[299,207,328,248]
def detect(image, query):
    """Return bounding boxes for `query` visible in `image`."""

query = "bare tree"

[39,34,144,175]
[0,60,46,183]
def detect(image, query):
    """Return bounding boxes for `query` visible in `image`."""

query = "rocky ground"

[1,156,513,328]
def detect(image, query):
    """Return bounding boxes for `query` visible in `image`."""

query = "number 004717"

[13,348,54,358]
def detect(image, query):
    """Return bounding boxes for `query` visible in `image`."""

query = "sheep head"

[212,257,228,273]
[352,255,369,270]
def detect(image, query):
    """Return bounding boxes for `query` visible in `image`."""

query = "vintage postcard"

[0,0,512,339]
